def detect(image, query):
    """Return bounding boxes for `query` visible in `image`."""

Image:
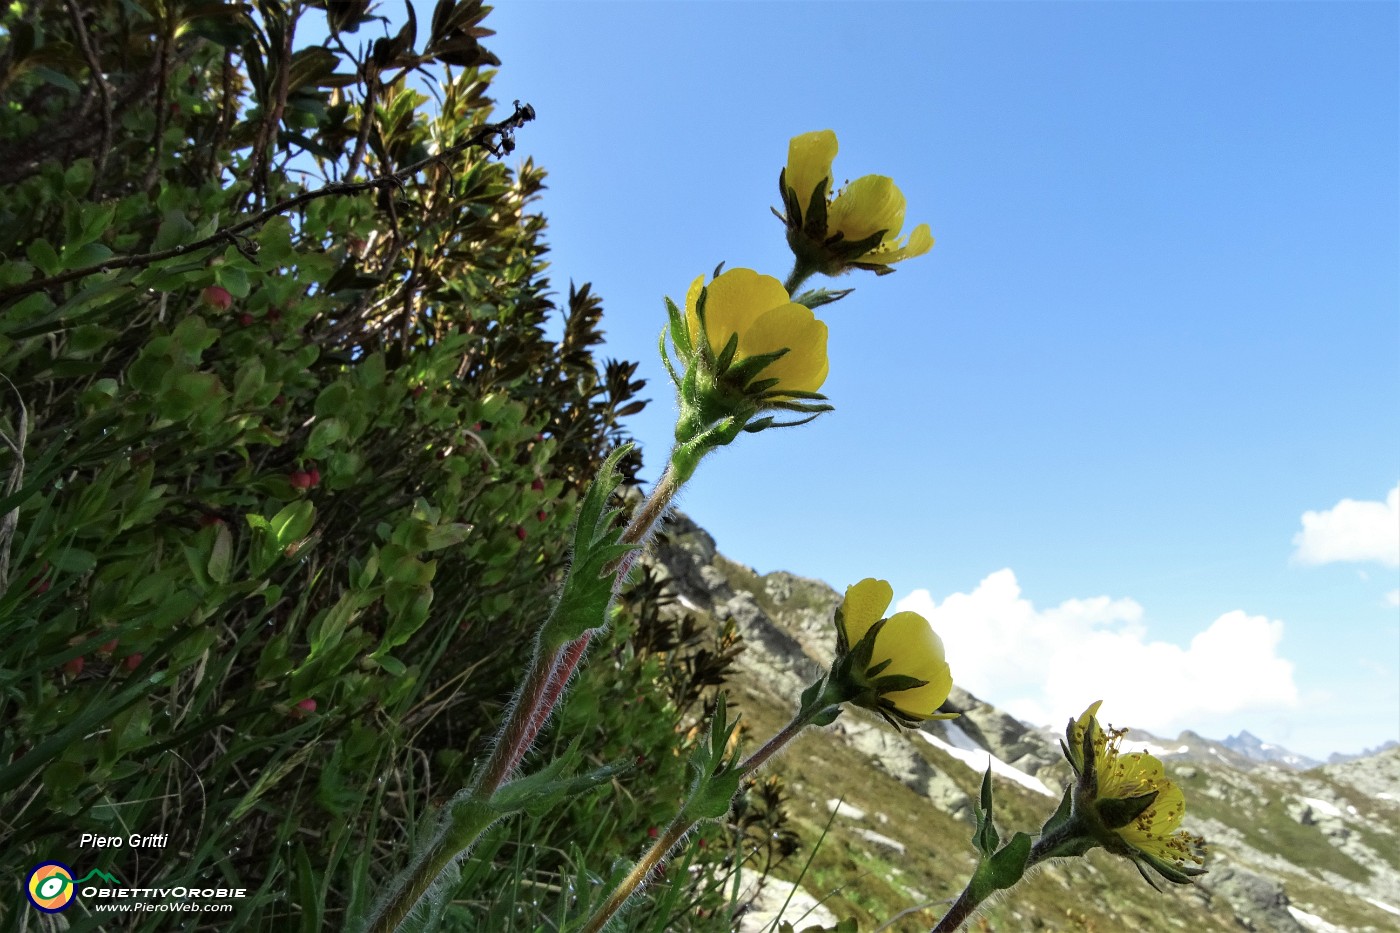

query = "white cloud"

[1386,590,1399,608]
[1291,484,1400,568]
[896,570,1298,736]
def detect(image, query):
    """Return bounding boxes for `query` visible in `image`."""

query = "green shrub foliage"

[0,2,745,928]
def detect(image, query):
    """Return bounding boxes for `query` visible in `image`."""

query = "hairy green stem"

[581,693,833,933]
[783,258,817,296]
[368,803,495,933]
[930,823,1081,932]
[580,810,691,933]
[368,456,688,931]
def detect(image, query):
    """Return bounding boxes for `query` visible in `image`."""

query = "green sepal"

[973,766,1000,857]
[1040,784,1074,838]
[802,177,830,241]
[537,444,639,651]
[1135,850,1208,886]
[778,167,802,228]
[824,228,887,261]
[791,286,854,310]
[870,672,930,694]
[1097,790,1158,831]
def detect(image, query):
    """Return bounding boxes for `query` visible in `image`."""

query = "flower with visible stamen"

[780,130,934,280]
[1065,701,1207,883]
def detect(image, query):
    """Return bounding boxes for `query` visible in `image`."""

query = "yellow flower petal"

[786,130,838,213]
[840,578,893,645]
[688,268,792,357]
[828,175,906,244]
[862,223,935,265]
[742,304,829,395]
[875,611,951,720]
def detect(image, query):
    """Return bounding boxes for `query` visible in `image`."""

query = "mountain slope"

[644,510,1400,932]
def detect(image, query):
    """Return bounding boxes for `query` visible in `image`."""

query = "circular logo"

[26,862,76,912]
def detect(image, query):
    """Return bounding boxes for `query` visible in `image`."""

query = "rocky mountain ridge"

[644,509,1400,932]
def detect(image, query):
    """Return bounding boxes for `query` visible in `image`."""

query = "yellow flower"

[783,130,934,274]
[838,578,953,722]
[685,268,829,398]
[1069,702,1206,873]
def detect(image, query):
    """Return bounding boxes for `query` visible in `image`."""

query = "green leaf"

[538,444,639,650]
[152,211,196,252]
[270,500,315,549]
[26,239,60,275]
[51,547,96,574]
[60,242,114,271]
[216,264,250,297]
[306,417,346,455]
[423,522,472,551]
[208,522,233,584]
[984,832,1033,891]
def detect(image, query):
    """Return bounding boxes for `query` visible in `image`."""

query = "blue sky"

[386,1,1397,758]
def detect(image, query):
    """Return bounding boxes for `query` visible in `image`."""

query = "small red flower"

[238,312,255,327]
[531,478,544,492]
[307,466,321,487]
[98,638,119,655]
[266,307,282,324]
[536,510,547,522]
[647,826,658,839]
[411,386,426,399]
[198,514,224,528]
[201,285,232,310]
[515,525,527,541]
[292,698,317,717]
[288,471,312,490]
[123,653,143,672]
[62,656,84,678]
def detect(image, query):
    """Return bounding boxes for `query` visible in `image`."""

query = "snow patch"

[1120,739,1189,757]
[826,798,865,821]
[675,592,702,612]
[1365,897,1400,917]
[1299,796,1343,818]
[1288,906,1347,932]
[1377,792,1394,800]
[855,828,906,854]
[918,730,1057,798]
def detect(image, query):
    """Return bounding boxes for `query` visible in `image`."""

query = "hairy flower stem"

[929,824,1082,933]
[470,641,563,797]
[508,632,593,772]
[739,704,822,775]
[580,811,692,933]
[782,258,817,296]
[581,697,833,933]
[368,802,496,933]
[478,459,681,795]
[368,459,689,931]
